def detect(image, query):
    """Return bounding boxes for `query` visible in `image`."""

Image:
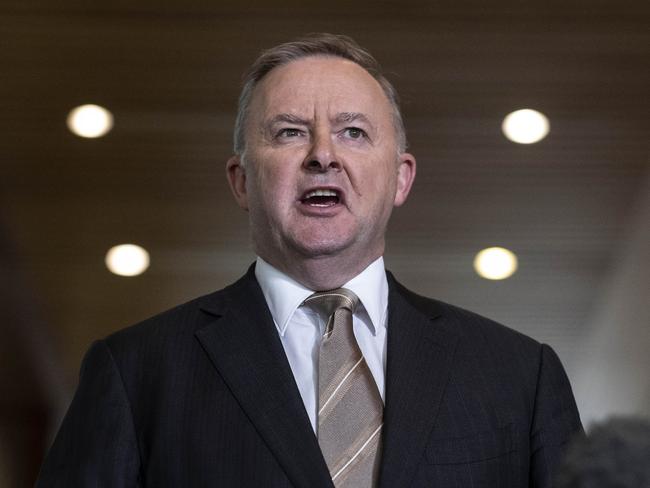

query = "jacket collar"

[196,264,334,488]
[378,273,458,487]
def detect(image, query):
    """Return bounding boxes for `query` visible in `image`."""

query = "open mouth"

[300,188,342,207]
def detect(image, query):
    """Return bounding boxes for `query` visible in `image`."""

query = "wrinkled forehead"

[247,56,394,125]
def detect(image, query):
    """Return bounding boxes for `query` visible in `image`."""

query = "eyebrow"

[266,112,375,128]
[334,112,373,127]
[267,113,310,126]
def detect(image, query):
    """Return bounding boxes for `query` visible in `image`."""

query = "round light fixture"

[501,109,549,144]
[67,104,114,138]
[473,247,518,280]
[105,244,150,277]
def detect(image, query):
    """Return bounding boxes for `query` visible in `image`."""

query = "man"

[37,33,582,487]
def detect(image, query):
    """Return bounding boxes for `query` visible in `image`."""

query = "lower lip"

[297,200,344,216]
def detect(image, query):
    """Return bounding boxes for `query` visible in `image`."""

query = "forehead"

[248,56,393,122]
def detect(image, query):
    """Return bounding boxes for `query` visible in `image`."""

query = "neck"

[259,250,383,291]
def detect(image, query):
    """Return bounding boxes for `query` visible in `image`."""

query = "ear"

[393,152,416,207]
[226,155,249,211]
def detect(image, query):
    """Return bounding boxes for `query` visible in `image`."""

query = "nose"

[302,131,341,173]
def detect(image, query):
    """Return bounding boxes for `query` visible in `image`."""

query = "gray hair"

[233,33,407,158]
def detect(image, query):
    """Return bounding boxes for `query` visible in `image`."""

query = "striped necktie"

[303,288,383,487]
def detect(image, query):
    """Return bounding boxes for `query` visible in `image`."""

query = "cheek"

[250,164,295,211]
[367,163,398,198]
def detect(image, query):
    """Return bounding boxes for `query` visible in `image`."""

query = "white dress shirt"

[255,256,389,432]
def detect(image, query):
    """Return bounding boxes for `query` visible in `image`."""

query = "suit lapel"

[195,268,333,488]
[379,277,459,488]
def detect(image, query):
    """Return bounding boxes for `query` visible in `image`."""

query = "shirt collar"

[254,256,388,337]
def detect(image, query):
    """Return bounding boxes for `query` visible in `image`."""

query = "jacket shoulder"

[103,269,255,355]
[391,276,542,354]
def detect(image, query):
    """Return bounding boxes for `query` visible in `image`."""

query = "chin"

[289,235,356,259]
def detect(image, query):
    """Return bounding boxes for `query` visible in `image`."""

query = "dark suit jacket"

[37,266,582,487]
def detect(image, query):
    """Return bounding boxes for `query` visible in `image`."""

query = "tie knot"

[303,288,359,317]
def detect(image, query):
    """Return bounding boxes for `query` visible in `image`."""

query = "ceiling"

[1,1,649,419]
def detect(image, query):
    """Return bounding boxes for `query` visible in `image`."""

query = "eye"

[277,128,304,138]
[342,127,366,140]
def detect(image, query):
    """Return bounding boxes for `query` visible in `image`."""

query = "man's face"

[227,56,415,273]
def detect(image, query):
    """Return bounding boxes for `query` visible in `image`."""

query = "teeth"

[305,189,338,198]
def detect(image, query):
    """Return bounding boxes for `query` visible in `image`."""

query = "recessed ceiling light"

[67,104,114,138]
[105,244,150,277]
[474,247,518,280]
[501,109,549,144]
